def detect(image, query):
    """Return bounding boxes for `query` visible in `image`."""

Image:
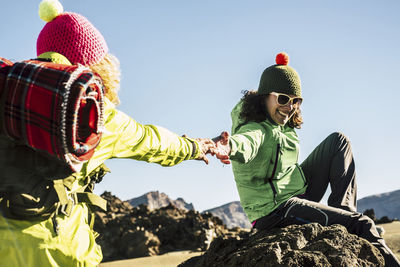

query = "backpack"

[0,57,107,223]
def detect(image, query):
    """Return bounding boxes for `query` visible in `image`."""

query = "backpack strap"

[0,162,109,222]
[54,164,109,217]
[53,179,69,206]
[55,191,107,217]
[75,192,107,211]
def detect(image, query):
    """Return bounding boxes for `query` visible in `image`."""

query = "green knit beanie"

[257,52,301,97]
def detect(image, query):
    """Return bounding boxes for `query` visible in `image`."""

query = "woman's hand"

[212,131,231,164]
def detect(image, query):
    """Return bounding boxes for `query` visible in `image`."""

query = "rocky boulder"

[179,223,384,267]
[94,191,247,262]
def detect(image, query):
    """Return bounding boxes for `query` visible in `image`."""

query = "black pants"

[254,132,400,267]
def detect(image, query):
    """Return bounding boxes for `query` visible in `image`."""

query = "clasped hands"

[193,131,231,165]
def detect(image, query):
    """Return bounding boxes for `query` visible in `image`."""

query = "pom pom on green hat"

[258,52,301,97]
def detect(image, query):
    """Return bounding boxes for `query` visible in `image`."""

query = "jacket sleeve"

[106,108,201,166]
[229,122,265,164]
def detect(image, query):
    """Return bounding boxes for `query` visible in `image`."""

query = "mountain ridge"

[357,189,400,220]
[126,191,194,211]
[123,188,400,230]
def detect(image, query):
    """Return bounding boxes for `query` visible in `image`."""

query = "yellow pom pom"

[39,0,63,22]
[37,52,71,65]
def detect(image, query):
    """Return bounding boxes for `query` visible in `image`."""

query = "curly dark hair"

[239,90,303,129]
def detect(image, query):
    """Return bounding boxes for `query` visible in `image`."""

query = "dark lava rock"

[179,223,384,267]
[94,191,247,262]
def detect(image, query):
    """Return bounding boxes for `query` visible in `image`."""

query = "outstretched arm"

[108,108,215,166]
[212,124,265,164]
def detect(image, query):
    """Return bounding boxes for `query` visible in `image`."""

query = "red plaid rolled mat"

[0,58,104,172]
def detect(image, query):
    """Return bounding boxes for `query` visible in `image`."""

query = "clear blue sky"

[2,1,399,211]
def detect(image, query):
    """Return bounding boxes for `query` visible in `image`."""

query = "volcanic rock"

[179,223,384,267]
[94,191,247,262]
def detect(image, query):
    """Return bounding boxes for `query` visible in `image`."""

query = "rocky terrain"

[94,190,399,265]
[127,191,251,229]
[203,201,251,229]
[94,192,248,262]
[179,223,385,267]
[358,189,400,220]
[127,191,194,211]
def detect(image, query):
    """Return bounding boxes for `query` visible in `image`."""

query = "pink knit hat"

[37,3,108,66]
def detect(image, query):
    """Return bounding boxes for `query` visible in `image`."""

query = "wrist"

[183,137,201,159]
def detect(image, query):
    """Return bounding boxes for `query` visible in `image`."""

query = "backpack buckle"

[59,193,77,216]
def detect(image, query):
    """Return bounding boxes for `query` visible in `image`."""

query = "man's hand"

[212,131,231,164]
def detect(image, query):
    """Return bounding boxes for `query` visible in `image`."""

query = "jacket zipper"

[267,143,280,205]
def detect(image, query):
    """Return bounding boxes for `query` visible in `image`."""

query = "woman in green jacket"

[0,1,216,266]
[215,52,400,266]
